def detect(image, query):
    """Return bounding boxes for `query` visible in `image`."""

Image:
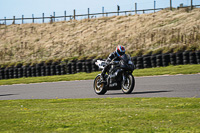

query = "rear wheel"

[121,74,135,94]
[93,75,107,95]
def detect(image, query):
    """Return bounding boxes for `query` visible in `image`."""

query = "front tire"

[93,75,107,95]
[121,74,135,94]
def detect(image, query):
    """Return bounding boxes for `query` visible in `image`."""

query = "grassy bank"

[0,8,200,64]
[0,64,199,86]
[0,98,200,132]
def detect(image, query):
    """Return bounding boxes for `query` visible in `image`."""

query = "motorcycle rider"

[101,45,125,82]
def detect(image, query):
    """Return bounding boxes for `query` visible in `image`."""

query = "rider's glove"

[106,60,111,65]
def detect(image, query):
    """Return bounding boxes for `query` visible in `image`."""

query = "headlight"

[128,60,133,65]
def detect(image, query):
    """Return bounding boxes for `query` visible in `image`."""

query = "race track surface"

[0,74,200,100]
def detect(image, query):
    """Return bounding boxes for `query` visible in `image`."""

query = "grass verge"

[0,64,200,86]
[0,98,200,132]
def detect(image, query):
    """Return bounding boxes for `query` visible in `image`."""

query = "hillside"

[0,8,200,65]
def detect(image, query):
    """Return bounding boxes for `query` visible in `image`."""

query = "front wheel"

[93,75,107,95]
[121,74,135,94]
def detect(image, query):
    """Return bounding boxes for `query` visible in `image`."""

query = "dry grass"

[0,8,200,65]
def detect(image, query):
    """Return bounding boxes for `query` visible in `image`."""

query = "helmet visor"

[118,51,125,56]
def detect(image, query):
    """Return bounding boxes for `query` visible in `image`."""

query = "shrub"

[173,45,187,53]
[152,48,163,55]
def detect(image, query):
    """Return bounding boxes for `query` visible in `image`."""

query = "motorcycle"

[93,54,135,95]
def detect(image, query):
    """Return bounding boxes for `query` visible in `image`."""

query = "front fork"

[122,72,132,89]
[122,72,127,83]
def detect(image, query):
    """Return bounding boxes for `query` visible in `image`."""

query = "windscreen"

[120,54,131,63]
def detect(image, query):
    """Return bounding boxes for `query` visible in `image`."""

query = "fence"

[0,3,200,25]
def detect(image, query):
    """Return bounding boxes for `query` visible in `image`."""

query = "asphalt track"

[0,74,200,100]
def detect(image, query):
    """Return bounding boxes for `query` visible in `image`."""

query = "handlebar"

[110,60,119,65]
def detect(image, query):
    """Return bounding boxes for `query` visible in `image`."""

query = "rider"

[101,45,126,82]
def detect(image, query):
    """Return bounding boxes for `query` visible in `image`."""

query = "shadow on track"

[0,94,17,97]
[106,90,172,95]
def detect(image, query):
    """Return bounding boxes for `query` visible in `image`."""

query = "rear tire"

[93,75,107,95]
[121,74,135,94]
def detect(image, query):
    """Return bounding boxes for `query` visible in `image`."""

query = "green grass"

[133,64,200,77]
[0,64,200,86]
[0,98,200,132]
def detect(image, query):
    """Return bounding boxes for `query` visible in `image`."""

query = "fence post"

[88,8,90,19]
[135,3,137,14]
[22,15,24,24]
[53,12,55,22]
[64,11,66,21]
[191,0,193,10]
[32,14,34,23]
[170,0,172,10]
[13,16,15,24]
[50,15,53,23]
[4,17,6,25]
[73,9,76,20]
[42,13,44,23]
[117,5,120,16]
[154,1,156,13]
[102,7,104,17]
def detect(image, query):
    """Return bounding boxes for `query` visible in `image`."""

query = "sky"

[0,0,199,24]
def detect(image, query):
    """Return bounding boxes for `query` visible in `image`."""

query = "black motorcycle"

[93,54,135,95]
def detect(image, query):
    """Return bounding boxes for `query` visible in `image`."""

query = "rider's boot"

[101,64,109,83]
[100,73,106,83]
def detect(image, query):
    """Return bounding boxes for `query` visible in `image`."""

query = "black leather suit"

[101,51,121,78]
